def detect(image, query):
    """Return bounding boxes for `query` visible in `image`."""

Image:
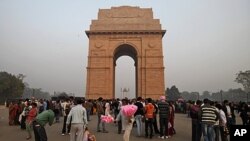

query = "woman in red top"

[26,102,38,140]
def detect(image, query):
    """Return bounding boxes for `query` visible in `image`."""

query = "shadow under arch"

[113,44,138,98]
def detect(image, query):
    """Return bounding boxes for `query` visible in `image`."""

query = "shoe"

[158,136,164,139]
[102,130,109,133]
[68,133,71,135]
[165,136,169,139]
[61,133,65,136]
[97,130,101,132]
[26,136,31,140]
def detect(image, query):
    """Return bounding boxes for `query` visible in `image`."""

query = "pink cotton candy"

[101,115,114,123]
[121,105,138,117]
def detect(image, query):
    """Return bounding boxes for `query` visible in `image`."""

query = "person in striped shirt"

[200,98,219,141]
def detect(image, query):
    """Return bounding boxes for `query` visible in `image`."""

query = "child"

[83,127,96,141]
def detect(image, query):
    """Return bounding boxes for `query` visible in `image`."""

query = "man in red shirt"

[144,98,155,139]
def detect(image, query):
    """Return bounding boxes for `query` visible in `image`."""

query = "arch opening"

[113,44,138,98]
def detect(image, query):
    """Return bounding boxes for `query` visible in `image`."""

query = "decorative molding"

[95,42,103,48]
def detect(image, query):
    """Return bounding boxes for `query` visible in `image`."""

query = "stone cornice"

[85,30,166,38]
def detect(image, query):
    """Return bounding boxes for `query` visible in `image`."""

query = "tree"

[166,85,181,101]
[236,70,250,92]
[0,72,25,104]
[201,91,211,100]
[236,70,250,102]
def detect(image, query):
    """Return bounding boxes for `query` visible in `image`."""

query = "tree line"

[167,70,250,103]
[0,71,50,104]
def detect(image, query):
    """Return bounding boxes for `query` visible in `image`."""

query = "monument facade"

[85,6,166,99]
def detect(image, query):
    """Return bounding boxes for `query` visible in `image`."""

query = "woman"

[20,100,30,129]
[168,101,175,138]
[25,102,38,140]
[8,101,17,125]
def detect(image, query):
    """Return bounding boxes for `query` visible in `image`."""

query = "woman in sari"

[168,101,175,138]
[9,102,16,125]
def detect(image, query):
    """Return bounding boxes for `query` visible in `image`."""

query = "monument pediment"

[89,6,162,31]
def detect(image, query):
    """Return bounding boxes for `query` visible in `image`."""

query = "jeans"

[159,117,168,137]
[202,123,215,141]
[97,114,106,131]
[192,119,202,141]
[86,109,91,121]
[145,118,153,138]
[214,125,220,141]
[33,121,47,141]
[62,116,71,134]
[135,115,143,136]
[153,116,160,134]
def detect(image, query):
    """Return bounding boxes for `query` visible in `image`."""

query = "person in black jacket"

[134,97,144,137]
[157,96,169,139]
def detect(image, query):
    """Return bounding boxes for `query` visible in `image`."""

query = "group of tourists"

[8,98,55,141]
[190,99,250,141]
[7,96,250,141]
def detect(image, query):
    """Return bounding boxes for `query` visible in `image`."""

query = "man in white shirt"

[66,99,88,141]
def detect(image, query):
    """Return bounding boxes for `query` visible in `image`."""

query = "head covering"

[160,96,166,101]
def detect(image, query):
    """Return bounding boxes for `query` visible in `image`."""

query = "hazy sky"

[0,0,249,98]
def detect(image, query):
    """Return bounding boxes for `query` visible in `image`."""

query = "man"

[96,97,108,133]
[190,100,202,141]
[84,99,93,121]
[222,100,234,128]
[33,107,55,141]
[134,97,144,137]
[61,98,71,135]
[144,98,155,139]
[200,99,219,141]
[157,96,170,139]
[66,98,88,141]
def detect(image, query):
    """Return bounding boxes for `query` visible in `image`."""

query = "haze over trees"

[0,72,25,104]
[166,70,250,102]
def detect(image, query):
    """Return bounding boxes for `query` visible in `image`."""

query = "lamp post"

[220,90,223,104]
[32,88,35,98]
[247,92,249,103]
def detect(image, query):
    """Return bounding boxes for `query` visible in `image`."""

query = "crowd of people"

[7,96,250,141]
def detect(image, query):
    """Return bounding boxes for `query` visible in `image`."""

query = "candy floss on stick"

[121,105,138,117]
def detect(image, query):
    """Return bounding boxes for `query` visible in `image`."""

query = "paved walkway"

[0,106,241,141]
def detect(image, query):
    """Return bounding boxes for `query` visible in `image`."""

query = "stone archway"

[113,44,138,98]
[85,6,166,99]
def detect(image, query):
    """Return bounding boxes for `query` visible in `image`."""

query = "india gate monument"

[85,6,166,99]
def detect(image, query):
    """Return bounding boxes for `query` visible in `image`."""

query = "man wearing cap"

[157,96,170,139]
